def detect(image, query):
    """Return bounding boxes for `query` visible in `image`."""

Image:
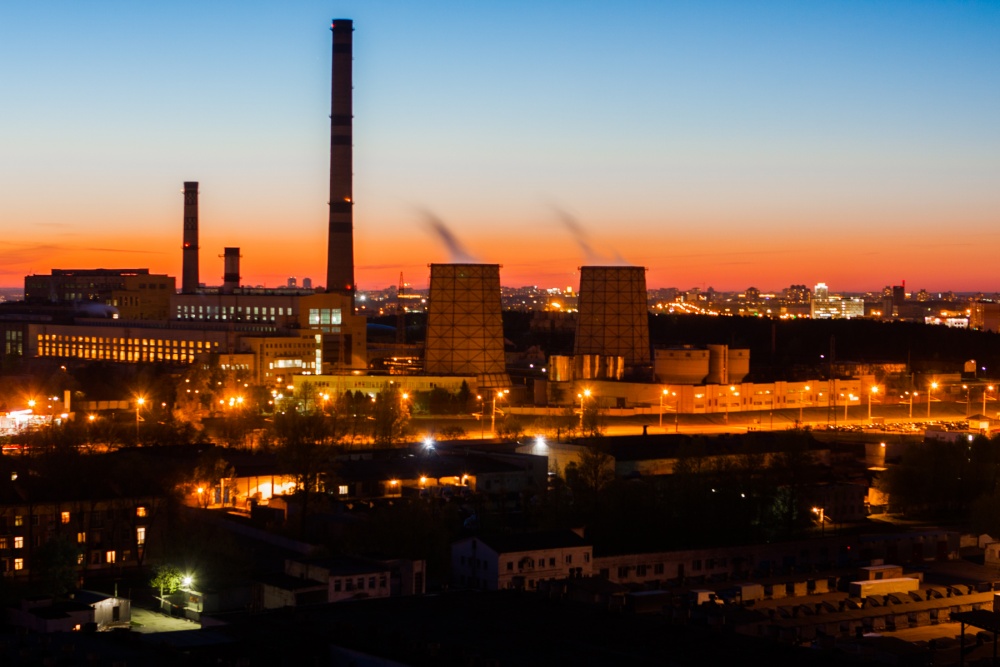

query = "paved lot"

[130,607,200,633]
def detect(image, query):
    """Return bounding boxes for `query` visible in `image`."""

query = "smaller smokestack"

[222,247,240,295]
[181,182,200,294]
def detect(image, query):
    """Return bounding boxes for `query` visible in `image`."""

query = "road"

[412,402,980,440]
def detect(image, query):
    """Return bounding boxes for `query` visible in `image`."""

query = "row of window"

[1,507,146,526]
[332,574,387,593]
[0,536,24,549]
[37,337,218,363]
[2,547,142,574]
[0,527,145,550]
[176,305,296,322]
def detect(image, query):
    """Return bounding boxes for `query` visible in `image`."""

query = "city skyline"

[2,1,998,292]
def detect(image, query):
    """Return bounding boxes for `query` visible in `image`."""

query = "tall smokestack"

[222,247,240,295]
[182,181,199,294]
[326,19,355,299]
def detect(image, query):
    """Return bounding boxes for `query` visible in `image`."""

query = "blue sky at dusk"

[2,1,998,292]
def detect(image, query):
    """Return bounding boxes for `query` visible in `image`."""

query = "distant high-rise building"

[892,285,906,306]
[302,277,312,290]
[811,282,863,319]
[782,284,810,303]
[287,277,298,288]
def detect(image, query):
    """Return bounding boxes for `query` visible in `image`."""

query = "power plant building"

[24,269,175,321]
[8,20,368,379]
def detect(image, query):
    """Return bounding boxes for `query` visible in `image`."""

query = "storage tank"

[728,348,750,383]
[548,355,573,382]
[706,345,729,384]
[654,348,709,384]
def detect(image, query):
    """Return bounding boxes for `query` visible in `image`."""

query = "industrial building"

[2,19,367,382]
[25,268,174,320]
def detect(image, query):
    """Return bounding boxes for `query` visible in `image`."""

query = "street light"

[984,385,994,416]
[672,391,679,432]
[910,391,917,419]
[135,396,145,443]
[491,389,509,437]
[578,388,592,432]
[659,388,668,429]
[868,385,878,421]
[799,385,810,425]
[812,506,829,537]
[962,384,969,416]
[724,386,737,425]
[928,382,938,419]
[477,395,484,440]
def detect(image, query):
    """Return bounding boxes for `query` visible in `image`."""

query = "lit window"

[14,536,23,549]
[77,553,84,565]
[77,532,86,543]
[61,511,70,524]
[136,527,146,546]
[136,506,147,517]
[14,515,23,527]
[338,485,349,496]
[14,558,23,571]
[105,550,116,564]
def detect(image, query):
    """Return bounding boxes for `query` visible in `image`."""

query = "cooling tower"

[424,264,509,389]
[326,19,355,298]
[181,181,199,294]
[574,265,651,368]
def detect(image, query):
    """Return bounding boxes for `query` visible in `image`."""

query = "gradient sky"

[2,1,998,293]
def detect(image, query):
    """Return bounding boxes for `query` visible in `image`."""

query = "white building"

[451,530,592,591]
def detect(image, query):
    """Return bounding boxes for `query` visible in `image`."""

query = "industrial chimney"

[326,19,355,299]
[181,181,199,294]
[222,247,241,295]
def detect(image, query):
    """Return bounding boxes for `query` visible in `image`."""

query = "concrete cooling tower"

[424,264,509,389]
[574,265,651,369]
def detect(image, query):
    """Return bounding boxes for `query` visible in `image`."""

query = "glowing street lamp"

[868,385,878,421]
[984,385,994,416]
[578,388,592,431]
[477,395,484,440]
[812,506,828,537]
[724,386,738,425]
[928,381,938,419]
[798,385,811,425]
[659,388,668,429]
[491,389,509,437]
[135,396,145,442]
